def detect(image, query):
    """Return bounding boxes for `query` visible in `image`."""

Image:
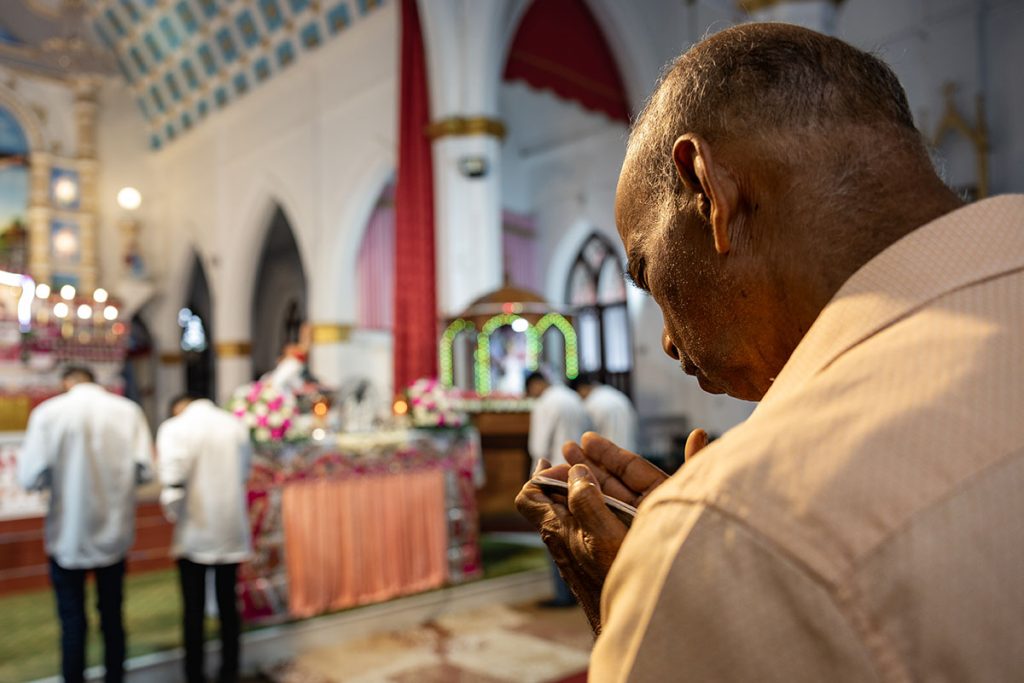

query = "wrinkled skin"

[515,429,707,633]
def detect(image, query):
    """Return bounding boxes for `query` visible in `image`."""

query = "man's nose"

[662,329,680,360]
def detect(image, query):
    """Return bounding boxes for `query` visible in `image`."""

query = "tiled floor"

[265,602,593,683]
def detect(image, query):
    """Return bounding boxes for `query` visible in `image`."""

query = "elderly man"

[517,23,1024,681]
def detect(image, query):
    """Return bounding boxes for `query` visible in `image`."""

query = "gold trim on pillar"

[311,323,352,344]
[426,116,507,141]
[159,352,184,365]
[216,341,252,358]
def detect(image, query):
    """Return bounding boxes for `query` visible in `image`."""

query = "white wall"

[123,2,398,404]
[76,0,1024,428]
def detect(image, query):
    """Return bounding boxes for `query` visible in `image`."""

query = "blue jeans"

[548,552,576,606]
[49,557,126,683]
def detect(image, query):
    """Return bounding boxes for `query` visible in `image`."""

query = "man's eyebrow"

[624,252,646,290]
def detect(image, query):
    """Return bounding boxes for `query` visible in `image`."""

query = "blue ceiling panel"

[92,0,387,148]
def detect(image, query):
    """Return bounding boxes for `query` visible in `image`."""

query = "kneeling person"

[158,394,252,683]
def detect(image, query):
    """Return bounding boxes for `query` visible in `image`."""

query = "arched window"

[566,232,632,395]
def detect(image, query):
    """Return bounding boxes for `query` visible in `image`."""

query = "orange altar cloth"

[239,428,481,622]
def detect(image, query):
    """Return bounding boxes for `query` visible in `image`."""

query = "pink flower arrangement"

[229,380,301,443]
[406,378,467,428]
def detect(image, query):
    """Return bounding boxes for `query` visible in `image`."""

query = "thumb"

[684,428,709,462]
[567,464,616,527]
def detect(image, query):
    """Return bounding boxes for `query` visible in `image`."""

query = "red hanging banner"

[393,0,438,393]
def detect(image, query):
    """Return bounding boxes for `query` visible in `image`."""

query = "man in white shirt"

[571,377,639,453]
[18,366,154,683]
[526,371,592,606]
[157,394,252,683]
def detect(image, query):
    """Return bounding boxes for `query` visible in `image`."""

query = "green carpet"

[0,536,547,682]
[0,568,182,683]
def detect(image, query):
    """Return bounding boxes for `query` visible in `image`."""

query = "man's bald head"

[628,22,925,210]
[617,24,960,401]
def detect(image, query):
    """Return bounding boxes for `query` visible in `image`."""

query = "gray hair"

[628,23,923,212]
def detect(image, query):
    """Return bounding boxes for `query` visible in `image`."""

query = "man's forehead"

[614,156,650,250]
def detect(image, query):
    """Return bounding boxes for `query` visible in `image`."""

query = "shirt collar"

[183,399,214,414]
[760,195,1024,407]
[68,382,102,393]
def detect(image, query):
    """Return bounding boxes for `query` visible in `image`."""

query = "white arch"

[0,80,47,152]
[215,174,309,338]
[315,153,395,323]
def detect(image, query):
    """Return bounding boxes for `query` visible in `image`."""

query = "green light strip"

[439,319,475,386]
[535,313,580,379]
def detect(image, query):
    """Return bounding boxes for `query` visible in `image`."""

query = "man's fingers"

[563,441,584,466]
[566,464,627,536]
[533,458,552,476]
[515,480,568,529]
[580,432,668,496]
[684,428,709,461]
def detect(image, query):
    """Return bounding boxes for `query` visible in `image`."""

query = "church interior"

[0,0,1022,681]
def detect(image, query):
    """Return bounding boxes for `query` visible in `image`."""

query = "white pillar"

[418,0,512,315]
[211,267,253,405]
[432,133,504,315]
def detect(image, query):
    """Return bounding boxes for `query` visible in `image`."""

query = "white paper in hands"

[530,475,638,527]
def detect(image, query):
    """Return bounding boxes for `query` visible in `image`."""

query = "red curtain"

[393,0,437,392]
[504,0,630,123]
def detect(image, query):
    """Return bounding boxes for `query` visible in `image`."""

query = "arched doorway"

[251,206,307,379]
[182,252,215,399]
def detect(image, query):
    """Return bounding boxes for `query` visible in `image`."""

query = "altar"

[0,427,482,623]
[240,428,482,622]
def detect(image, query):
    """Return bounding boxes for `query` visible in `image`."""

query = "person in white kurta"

[575,381,639,453]
[526,372,592,606]
[157,396,252,683]
[526,374,593,469]
[18,366,154,683]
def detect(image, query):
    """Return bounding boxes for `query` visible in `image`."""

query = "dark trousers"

[49,557,126,683]
[177,558,241,683]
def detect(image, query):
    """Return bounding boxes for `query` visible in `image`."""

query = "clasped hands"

[515,430,708,634]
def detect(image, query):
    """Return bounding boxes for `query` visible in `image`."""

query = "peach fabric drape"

[282,468,448,618]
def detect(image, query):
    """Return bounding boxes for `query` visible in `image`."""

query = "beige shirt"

[592,195,1024,682]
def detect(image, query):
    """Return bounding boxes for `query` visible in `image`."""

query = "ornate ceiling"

[87,0,386,149]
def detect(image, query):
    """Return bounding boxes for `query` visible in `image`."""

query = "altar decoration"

[406,377,467,428]
[438,284,578,396]
[0,275,128,430]
[237,428,482,622]
[229,381,303,444]
[436,284,578,531]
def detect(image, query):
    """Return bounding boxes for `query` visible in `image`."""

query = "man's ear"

[672,134,739,255]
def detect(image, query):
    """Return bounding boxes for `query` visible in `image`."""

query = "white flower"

[254,427,272,443]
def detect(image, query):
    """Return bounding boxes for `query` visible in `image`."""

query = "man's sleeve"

[18,408,52,491]
[156,422,191,487]
[590,501,881,683]
[238,425,253,485]
[133,408,155,484]
[528,401,552,463]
